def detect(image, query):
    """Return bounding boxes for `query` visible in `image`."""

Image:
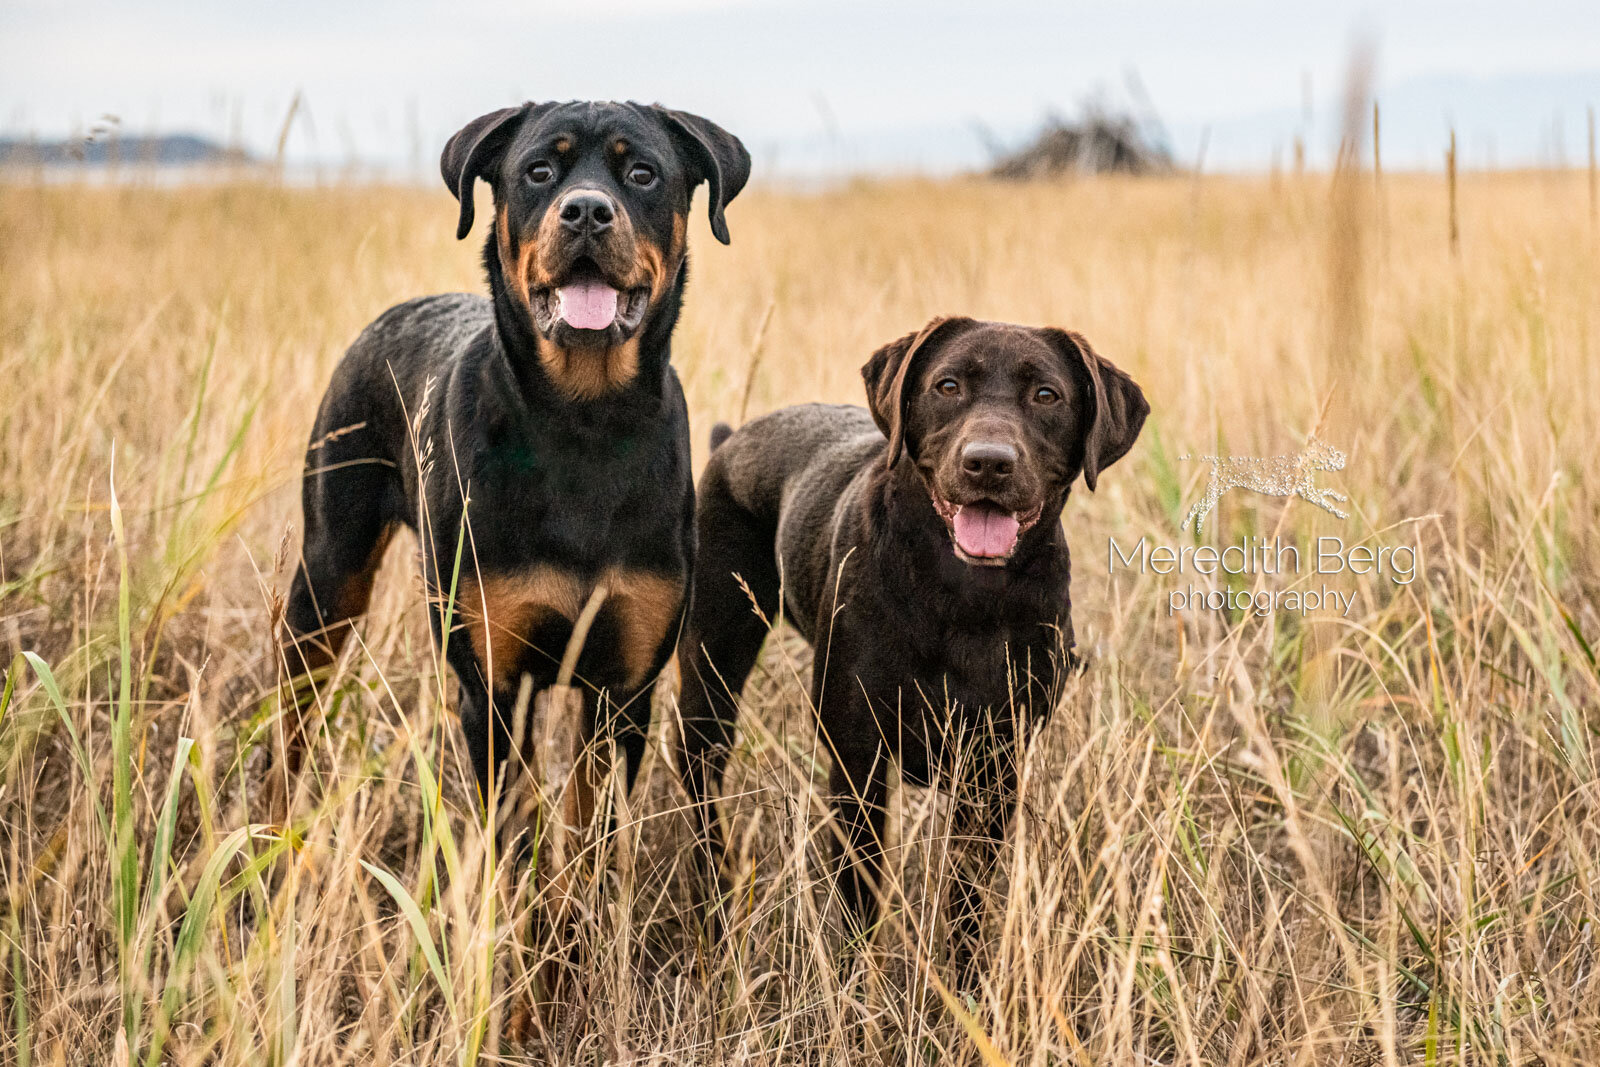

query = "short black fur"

[283,100,749,813]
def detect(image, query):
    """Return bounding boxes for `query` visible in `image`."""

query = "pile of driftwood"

[989,111,1174,179]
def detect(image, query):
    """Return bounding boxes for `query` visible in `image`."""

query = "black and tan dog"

[281,101,748,815]
[677,317,1147,961]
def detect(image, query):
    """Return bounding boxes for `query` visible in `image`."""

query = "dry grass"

[1,169,1597,1065]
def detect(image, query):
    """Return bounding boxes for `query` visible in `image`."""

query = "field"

[1,167,1598,1065]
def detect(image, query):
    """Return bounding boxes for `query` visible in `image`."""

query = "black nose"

[559,190,615,235]
[961,441,1018,481]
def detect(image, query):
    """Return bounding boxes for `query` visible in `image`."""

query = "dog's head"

[442,101,750,398]
[862,318,1148,566]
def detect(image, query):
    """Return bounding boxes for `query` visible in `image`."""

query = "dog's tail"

[709,422,735,451]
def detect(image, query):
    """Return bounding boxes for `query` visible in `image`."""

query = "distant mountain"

[0,134,251,167]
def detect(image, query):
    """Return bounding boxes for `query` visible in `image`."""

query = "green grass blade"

[134,736,195,1007]
[139,737,194,920]
[142,824,262,1067]
[0,654,17,736]
[108,464,142,1045]
[6,904,29,1067]
[360,859,457,1015]
[21,652,111,845]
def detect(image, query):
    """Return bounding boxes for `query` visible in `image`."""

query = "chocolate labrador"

[676,316,1147,963]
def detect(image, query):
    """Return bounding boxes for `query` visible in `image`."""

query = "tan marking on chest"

[602,568,686,688]
[455,566,683,692]
[457,568,585,691]
[536,336,640,400]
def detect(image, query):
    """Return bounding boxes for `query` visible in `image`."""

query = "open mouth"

[532,259,651,342]
[931,497,1045,566]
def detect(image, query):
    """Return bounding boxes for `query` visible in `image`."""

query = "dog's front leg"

[946,756,1018,981]
[454,676,508,809]
[675,686,738,938]
[826,736,890,957]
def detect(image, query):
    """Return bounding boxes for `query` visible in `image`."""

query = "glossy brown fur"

[676,318,1148,970]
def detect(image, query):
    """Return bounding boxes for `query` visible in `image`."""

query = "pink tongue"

[952,505,1020,559]
[556,279,619,330]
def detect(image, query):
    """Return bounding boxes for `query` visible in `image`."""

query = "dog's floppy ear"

[862,316,972,469]
[1038,328,1149,491]
[440,104,528,240]
[651,106,751,245]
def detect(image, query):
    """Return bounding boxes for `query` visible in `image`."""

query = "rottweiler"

[676,316,1147,963]
[281,101,749,813]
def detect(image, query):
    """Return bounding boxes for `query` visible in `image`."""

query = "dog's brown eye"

[1034,386,1060,404]
[628,163,656,187]
[527,161,554,184]
[935,378,960,397]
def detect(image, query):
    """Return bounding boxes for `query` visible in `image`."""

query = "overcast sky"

[3,0,1598,176]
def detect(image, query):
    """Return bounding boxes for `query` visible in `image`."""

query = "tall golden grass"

[1,169,1597,1064]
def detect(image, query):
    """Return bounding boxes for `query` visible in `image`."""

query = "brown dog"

[676,317,1147,965]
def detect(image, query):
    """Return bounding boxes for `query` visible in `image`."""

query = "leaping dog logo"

[1181,436,1348,534]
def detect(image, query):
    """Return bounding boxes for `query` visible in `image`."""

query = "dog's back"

[698,404,885,631]
[304,294,489,474]
[702,403,880,524]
